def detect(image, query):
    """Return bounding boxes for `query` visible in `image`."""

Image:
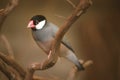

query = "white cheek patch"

[36,20,46,29]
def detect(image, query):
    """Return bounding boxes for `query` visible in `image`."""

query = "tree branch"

[0,52,26,78]
[0,59,23,80]
[67,60,93,80]
[0,0,26,79]
[1,34,14,59]
[0,60,15,80]
[0,0,18,33]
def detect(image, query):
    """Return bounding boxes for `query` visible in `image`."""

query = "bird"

[27,15,84,71]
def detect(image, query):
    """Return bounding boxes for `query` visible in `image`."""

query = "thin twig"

[54,14,66,19]
[0,9,4,13]
[1,34,14,59]
[66,0,76,8]
[83,60,93,68]
[33,75,50,80]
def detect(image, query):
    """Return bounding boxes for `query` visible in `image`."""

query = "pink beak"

[27,20,35,28]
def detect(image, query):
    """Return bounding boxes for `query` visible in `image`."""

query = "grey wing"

[50,23,75,53]
[61,38,75,53]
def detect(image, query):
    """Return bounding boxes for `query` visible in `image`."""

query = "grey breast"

[32,21,58,42]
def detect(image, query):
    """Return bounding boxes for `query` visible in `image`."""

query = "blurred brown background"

[0,0,120,80]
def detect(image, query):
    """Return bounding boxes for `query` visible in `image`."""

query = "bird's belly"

[33,32,69,56]
[36,40,69,57]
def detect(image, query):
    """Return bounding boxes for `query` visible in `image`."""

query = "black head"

[27,15,47,30]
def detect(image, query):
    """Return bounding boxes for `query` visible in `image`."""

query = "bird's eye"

[35,20,46,30]
[35,20,39,25]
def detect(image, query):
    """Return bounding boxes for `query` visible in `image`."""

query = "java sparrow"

[27,15,84,70]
